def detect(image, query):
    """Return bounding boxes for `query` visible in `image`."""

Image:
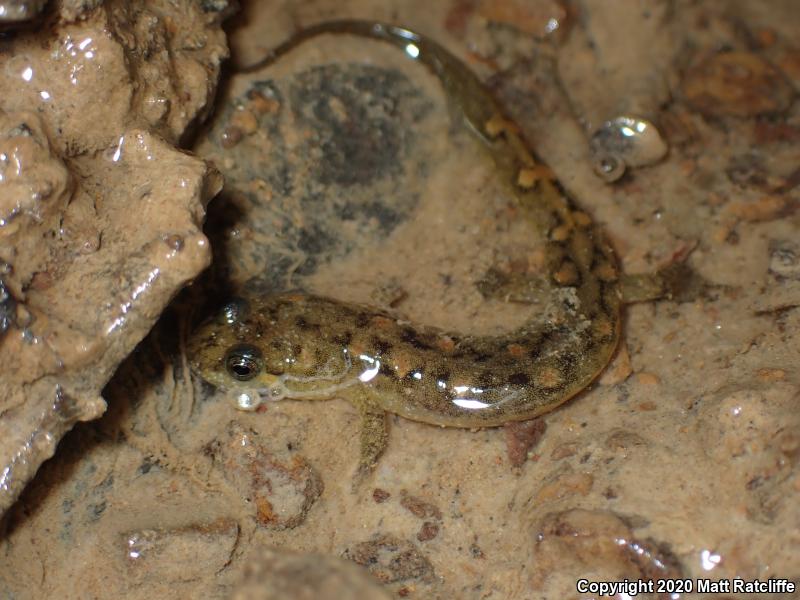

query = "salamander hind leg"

[620,261,713,304]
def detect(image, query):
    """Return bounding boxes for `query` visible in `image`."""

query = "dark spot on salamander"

[529,342,544,360]
[450,348,492,363]
[313,347,327,365]
[434,369,451,384]
[267,304,280,321]
[332,331,353,347]
[582,336,597,353]
[557,352,578,378]
[508,372,530,386]
[355,312,370,328]
[379,363,394,378]
[400,327,433,350]
[295,315,321,332]
[561,295,580,312]
[477,370,496,388]
[372,337,393,355]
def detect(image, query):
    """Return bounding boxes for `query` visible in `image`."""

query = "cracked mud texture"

[1,1,800,599]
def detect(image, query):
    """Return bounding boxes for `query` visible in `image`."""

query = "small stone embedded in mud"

[504,418,547,467]
[753,119,800,144]
[399,490,442,521]
[206,422,323,530]
[342,534,434,584]
[725,195,788,222]
[550,441,579,460]
[198,0,237,16]
[245,88,281,115]
[755,368,786,383]
[476,0,567,38]
[229,547,392,600]
[220,126,244,149]
[469,543,485,559]
[697,386,800,524]
[122,518,239,584]
[681,51,795,118]
[531,509,683,593]
[0,276,16,334]
[534,469,594,503]
[769,239,800,279]
[372,488,391,503]
[162,234,184,252]
[416,521,439,542]
[604,429,648,452]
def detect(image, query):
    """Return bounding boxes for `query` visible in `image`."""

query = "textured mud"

[0,0,228,515]
[2,1,800,599]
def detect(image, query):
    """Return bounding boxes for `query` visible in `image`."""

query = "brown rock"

[725,195,788,222]
[504,418,547,467]
[0,0,228,516]
[530,509,684,592]
[416,521,440,542]
[682,51,795,118]
[372,488,391,503]
[122,518,239,585]
[550,442,579,460]
[342,535,434,584]
[605,430,648,452]
[230,547,391,600]
[208,422,323,530]
[477,0,567,38]
[535,469,594,503]
[399,490,442,521]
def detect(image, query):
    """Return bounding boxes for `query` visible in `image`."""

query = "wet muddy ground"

[1,1,799,599]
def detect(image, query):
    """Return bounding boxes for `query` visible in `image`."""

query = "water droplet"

[700,549,721,571]
[233,390,260,411]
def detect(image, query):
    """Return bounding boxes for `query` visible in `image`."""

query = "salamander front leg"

[350,390,389,487]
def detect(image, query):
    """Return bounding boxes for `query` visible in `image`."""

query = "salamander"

[188,20,688,477]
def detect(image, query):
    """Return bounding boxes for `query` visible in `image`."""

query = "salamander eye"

[225,344,263,381]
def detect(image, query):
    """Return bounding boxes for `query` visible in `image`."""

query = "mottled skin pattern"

[188,21,625,476]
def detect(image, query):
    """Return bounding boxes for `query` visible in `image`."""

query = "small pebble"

[372,488,391,503]
[416,521,439,542]
[504,419,547,467]
[682,51,794,117]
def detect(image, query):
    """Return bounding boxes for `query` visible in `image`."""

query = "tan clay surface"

[0,1,227,512]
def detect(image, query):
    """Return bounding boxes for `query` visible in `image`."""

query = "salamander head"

[187,298,290,407]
